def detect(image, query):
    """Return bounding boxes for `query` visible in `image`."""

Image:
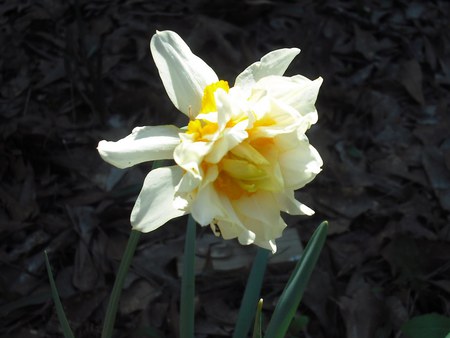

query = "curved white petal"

[234,192,285,241]
[237,229,256,245]
[131,166,186,232]
[174,141,213,177]
[97,125,180,169]
[276,190,315,216]
[253,75,323,126]
[150,30,218,116]
[234,48,300,95]
[279,136,323,190]
[191,183,224,225]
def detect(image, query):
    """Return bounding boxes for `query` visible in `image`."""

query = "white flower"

[98,30,323,252]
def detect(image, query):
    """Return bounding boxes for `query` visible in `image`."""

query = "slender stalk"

[180,215,196,338]
[233,248,270,338]
[101,230,141,338]
[44,251,75,338]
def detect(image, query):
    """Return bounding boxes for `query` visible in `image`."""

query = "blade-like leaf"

[44,251,75,338]
[252,299,264,338]
[101,230,141,338]
[264,221,328,338]
[401,313,450,338]
[233,248,270,338]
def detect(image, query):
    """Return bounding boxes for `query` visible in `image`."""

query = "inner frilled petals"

[200,80,229,114]
[179,79,284,201]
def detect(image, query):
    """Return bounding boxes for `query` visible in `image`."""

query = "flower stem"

[101,230,141,338]
[233,247,270,338]
[180,215,196,338]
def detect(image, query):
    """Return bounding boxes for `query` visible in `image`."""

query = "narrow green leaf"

[101,230,141,338]
[401,313,450,338]
[233,248,270,338]
[265,221,328,338]
[180,215,196,338]
[44,251,75,338]
[252,299,264,338]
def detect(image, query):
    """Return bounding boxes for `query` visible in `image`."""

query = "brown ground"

[1,1,449,337]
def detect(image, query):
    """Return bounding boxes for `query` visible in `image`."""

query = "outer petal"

[278,136,323,190]
[234,192,285,241]
[234,48,300,95]
[97,125,180,169]
[253,75,323,126]
[275,190,315,216]
[150,30,218,116]
[131,166,186,232]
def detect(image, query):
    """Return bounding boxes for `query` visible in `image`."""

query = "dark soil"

[1,1,449,337]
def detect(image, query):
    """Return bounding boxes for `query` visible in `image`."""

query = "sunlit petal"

[235,48,300,95]
[131,166,186,232]
[150,30,218,116]
[97,125,180,169]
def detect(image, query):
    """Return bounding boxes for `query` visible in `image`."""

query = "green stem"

[101,230,141,338]
[233,247,270,338]
[180,215,196,338]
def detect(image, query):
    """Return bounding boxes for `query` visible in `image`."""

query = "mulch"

[1,1,449,337]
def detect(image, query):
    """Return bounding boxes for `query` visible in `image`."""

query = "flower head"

[98,30,323,252]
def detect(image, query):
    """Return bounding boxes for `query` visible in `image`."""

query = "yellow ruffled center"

[185,80,282,200]
[214,135,282,200]
[200,80,229,114]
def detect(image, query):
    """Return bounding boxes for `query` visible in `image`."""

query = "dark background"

[1,1,449,337]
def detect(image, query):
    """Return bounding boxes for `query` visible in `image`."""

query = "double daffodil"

[98,30,323,252]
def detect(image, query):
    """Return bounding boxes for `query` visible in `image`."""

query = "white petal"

[234,48,300,95]
[97,125,180,169]
[216,220,246,240]
[234,192,285,240]
[276,190,315,216]
[191,183,224,225]
[279,136,323,190]
[253,75,323,126]
[237,230,256,245]
[249,98,303,139]
[173,141,213,177]
[150,30,218,116]
[131,166,186,232]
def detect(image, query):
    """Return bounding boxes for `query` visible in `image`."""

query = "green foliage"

[288,314,309,336]
[401,313,450,338]
[44,251,75,338]
[252,299,264,338]
[264,221,328,338]
[101,230,141,338]
[234,248,270,338]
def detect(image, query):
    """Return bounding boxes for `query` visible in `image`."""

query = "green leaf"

[44,251,75,338]
[101,230,141,338]
[233,248,270,338]
[180,215,196,338]
[288,314,309,335]
[401,313,450,338]
[264,221,328,338]
[252,299,264,338]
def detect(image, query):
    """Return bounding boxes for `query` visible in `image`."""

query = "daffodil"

[98,30,323,252]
